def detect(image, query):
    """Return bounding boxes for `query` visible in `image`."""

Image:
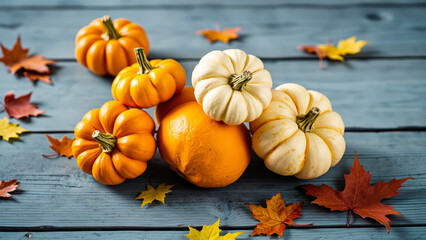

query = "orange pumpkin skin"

[111,48,186,108]
[154,86,196,124]
[157,101,251,188]
[75,16,149,76]
[72,101,156,185]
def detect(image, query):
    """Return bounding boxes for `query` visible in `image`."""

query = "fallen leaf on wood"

[302,152,413,233]
[246,192,307,237]
[2,90,44,119]
[0,179,20,198]
[43,134,75,158]
[186,218,244,240]
[135,183,173,207]
[24,71,52,85]
[198,22,241,43]
[298,36,369,68]
[0,36,56,83]
[0,117,29,141]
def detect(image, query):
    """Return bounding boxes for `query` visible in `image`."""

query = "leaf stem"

[42,153,59,158]
[291,223,314,227]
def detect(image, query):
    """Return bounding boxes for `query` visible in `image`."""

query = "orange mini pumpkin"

[75,15,149,76]
[156,87,251,188]
[72,101,156,185]
[112,48,186,108]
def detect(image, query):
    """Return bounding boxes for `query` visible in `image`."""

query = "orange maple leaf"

[43,134,75,158]
[0,36,55,74]
[198,23,241,43]
[302,152,413,233]
[246,193,306,237]
[0,179,20,198]
[24,71,52,85]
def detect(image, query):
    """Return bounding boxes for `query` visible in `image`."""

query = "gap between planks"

[1,224,426,232]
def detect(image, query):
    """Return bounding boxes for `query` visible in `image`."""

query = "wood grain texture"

[0,7,425,59]
[1,0,425,7]
[0,132,422,228]
[1,59,425,131]
[2,227,426,240]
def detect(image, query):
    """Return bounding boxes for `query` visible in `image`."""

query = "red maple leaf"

[302,152,413,233]
[0,179,20,198]
[297,45,328,69]
[2,90,45,119]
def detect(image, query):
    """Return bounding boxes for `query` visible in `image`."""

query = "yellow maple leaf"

[135,183,174,207]
[318,44,344,62]
[0,117,28,141]
[186,218,244,240]
[337,36,369,55]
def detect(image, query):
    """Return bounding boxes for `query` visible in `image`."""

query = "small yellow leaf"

[0,117,28,141]
[337,36,369,55]
[186,218,244,240]
[318,44,344,62]
[135,183,173,207]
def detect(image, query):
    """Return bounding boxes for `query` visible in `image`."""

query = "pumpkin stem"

[101,15,121,40]
[296,107,321,132]
[134,48,154,74]
[229,70,253,91]
[92,130,116,153]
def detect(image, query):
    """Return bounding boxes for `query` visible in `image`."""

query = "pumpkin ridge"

[262,124,299,160]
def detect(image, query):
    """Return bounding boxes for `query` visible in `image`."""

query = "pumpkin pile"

[72,16,346,186]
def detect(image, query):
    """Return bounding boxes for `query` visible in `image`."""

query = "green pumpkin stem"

[101,15,121,40]
[134,48,153,74]
[229,70,253,91]
[296,107,321,132]
[92,130,116,153]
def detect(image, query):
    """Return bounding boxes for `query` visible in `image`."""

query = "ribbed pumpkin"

[75,16,149,76]
[156,87,251,188]
[112,48,186,108]
[72,101,156,185]
[250,84,346,179]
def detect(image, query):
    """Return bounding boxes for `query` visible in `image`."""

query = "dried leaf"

[298,36,369,67]
[337,36,369,55]
[2,90,44,119]
[302,152,413,233]
[198,23,241,43]
[135,183,173,207]
[0,117,29,141]
[0,179,20,198]
[44,134,75,158]
[0,36,56,74]
[186,218,244,240]
[24,71,52,85]
[246,193,304,237]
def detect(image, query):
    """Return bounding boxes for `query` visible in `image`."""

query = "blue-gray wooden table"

[0,0,425,239]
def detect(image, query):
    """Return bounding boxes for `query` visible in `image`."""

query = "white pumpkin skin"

[250,83,346,179]
[192,49,273,125]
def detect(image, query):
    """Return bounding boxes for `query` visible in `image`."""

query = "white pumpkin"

[250,83,346,179]
[191,49,273,125]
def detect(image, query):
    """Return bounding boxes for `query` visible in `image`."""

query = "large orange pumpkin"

[75,16,149,76]
[72,101,156,185]
[156,87,251,188]
[112,48,186,108]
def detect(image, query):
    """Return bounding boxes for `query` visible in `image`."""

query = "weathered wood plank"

[0,132,422,227]
[2,227,426,240]
[1,0,425,7]
[1,60,425,131]
[0,7,425,59]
